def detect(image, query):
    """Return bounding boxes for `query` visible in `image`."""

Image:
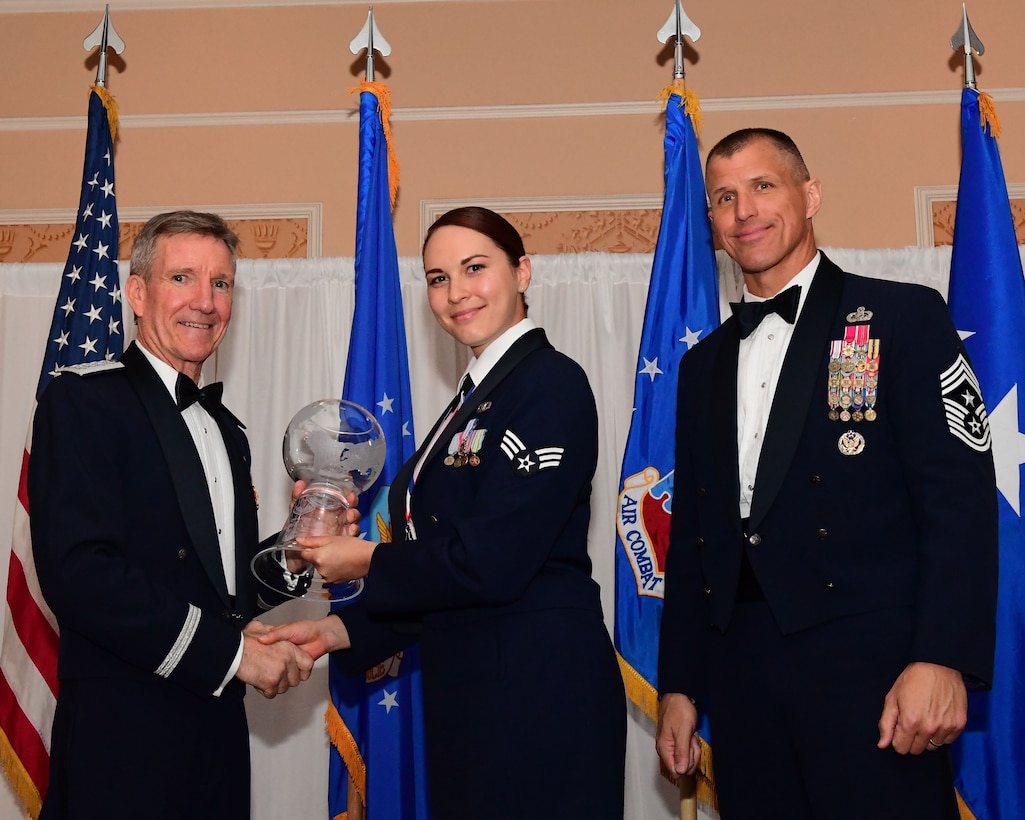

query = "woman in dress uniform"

[264,207,626,818]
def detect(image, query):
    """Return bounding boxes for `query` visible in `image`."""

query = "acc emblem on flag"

[939,353,991,452]
[616,467,673,597]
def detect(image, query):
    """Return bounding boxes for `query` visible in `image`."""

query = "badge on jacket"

[500,429,564,477]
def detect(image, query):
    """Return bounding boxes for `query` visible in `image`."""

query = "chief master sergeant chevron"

[656,128,998,819]
[28,211,318,820]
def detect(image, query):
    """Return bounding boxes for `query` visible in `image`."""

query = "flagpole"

[945,9,1025,820]
[328,9,429,820]
[656,5,704,820]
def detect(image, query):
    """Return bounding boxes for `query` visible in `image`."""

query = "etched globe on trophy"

[251,399,385,603]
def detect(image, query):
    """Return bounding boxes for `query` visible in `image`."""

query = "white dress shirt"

[737,253,819,518]
[135,343,242,692]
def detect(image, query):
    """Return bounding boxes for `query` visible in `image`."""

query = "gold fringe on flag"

[0,727,43,819]
[657,81,703,136]
[617,649,659,721]
[90,84,119,143]
[348,81,400,210]
[957,789,978,820]
[978,91,1002,139]
[695,736,718,813]
[325,700,367,813]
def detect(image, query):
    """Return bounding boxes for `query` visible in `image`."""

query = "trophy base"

[251,544,364,604]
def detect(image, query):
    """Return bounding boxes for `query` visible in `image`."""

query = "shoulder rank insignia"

[500,429,564,477]
[939,353,991,452]
[845,306,873,323]
[61,359,124,377]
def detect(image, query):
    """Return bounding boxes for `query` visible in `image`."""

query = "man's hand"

[243,619,273,638]
[290,481,363,538]
[236,632,314,699]
[259,615,351,662]
[656,693,703,779]
[877,661,967,754]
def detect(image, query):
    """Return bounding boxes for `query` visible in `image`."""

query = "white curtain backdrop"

[0,246,969,819]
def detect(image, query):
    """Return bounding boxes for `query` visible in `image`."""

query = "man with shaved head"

[657,129,998,818]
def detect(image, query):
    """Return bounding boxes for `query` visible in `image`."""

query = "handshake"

[236,616,352,699]
[237,484,367,699]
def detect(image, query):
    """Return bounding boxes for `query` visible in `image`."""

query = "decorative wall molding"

[5,88,1025,133]
[0,202,322,261]
[914,183,1025,246]
[421,195,666,254]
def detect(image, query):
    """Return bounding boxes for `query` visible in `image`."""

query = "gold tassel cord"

[348,81,400,210]
[977,91,1002,139]
[90,85,119,143]
[657,81,703,136]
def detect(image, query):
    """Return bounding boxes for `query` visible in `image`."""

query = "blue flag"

[328,84,430,820]
[613,88,718,741]
[947,88,1025,820]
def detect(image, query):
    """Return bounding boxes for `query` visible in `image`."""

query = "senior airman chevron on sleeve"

[500,429,564,476]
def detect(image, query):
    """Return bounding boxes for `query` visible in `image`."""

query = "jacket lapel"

[709,326,743,534]
[120,342,232,607]
[748,254,845,528]
[215,411,259,617]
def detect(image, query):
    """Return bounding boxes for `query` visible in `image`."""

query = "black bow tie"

[730,285,802,339]
[176,374,224,413]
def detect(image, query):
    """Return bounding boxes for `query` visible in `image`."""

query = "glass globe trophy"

[251,399,385,602]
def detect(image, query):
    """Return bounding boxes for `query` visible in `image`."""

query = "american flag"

[0,87,123,818]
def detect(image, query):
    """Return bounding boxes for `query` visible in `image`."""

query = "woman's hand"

[297,533,378,583]
[258,615,351,661]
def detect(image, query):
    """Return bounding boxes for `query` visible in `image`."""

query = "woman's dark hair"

[423,206,530,315]
[423,206,526,268]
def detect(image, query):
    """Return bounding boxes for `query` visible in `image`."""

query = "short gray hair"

[129,211,239,281]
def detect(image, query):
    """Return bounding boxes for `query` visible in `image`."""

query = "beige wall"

[1,0,1024,257]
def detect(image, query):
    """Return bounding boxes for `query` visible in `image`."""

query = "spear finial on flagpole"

[950,3,984,90]
[657,0,700,82]
[655,0,703,132]
[83,5,125,88]
[350,7,391,83]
